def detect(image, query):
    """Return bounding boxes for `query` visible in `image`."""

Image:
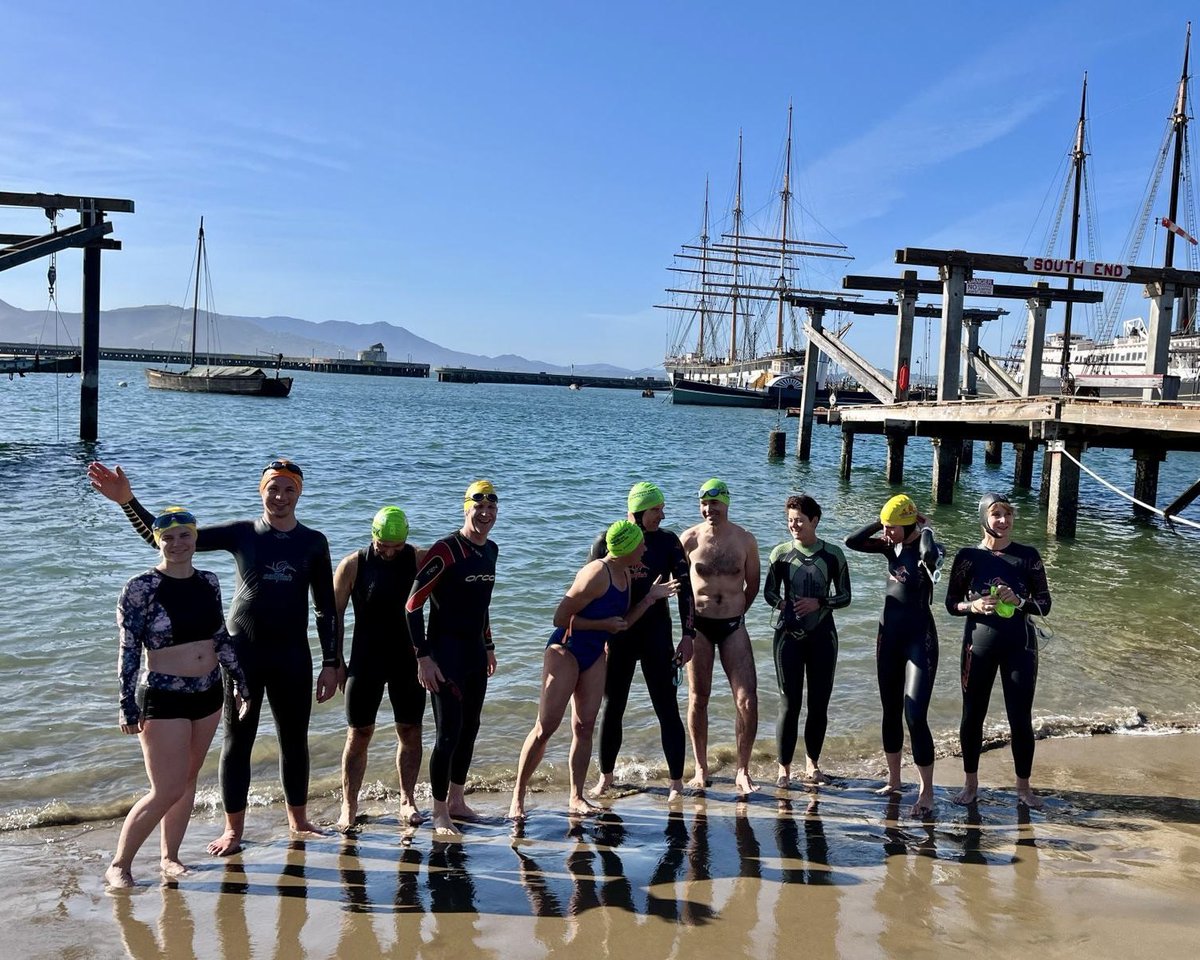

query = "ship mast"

[698,179,710,358]
[776,102,793,354]
[1164,22,1192,331]
[190,217,204,369]
[730,132,744,363]
[1059,75,1087,382]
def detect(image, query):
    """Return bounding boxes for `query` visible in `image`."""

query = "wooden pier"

[437,367,669,391]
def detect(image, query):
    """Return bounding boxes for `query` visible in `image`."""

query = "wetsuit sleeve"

[119,496,158,548]
[824,545,852,610]
[844,521,887,554]
[115,578,147,726]
[308,534,338,665]
[670,535,696,637]
[405,540,454,658]
[1021,548,1053,617]
[204,573,250,700]
[945,549,973,616]
[192,520,244,554]
[763,544,787,609]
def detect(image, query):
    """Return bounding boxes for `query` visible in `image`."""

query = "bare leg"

[1015,775,1044,809]
[160,710,221,875]
[953,771,979,806]
[566,659,606,816]
[875,751,903,796]
[686,636,715,789]
[719,627,759,796]
[338,724,374,832]
[446,782,479,820]
[589,771,615,797]
[396,722,424,825]
[803,756,828,784]
[508,647,577,820]
[109,719,192,885]
[776,763,791,788]
[911,762,935,817]
[286,803,325,837]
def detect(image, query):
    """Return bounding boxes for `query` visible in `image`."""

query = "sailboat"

[1011,25,1200,400]
[145,219,293,397]
[658,106,869,407]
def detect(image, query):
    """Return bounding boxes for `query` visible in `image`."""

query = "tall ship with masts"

[1010,23,1200,399]
[659,107,861,407]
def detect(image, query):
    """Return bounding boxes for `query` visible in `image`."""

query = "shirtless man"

[334,506,426,832]
[680,478,761,796]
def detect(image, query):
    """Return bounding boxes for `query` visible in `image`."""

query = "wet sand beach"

[5,731,1197,960]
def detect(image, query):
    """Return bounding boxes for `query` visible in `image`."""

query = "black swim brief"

[694,613,745,645]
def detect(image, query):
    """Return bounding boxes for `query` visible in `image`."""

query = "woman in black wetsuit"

[406,480,500,837]
[946,492,1052,809]
[845,493,944,817]
[105,506,251,887]
[88,459,337,855]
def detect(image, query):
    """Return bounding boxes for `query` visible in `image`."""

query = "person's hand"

[970,594,998,615]
[993,584,1020,605]
[119,720,142,735]
[417,656,445,693]
[87,461,133,504]
[336,663,348,693]
[792,597,821,616]
[675,633,695,666]
[486,649,497,677]
[597,616,629,634]
[315,665,339,703]
[234,692,251,720]
[646,575,680,602]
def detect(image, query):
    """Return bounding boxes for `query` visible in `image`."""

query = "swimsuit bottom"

[547,627,606,673]
[694,613,745,645]
[137,675,223,722]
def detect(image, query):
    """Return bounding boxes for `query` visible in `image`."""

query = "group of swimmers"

[87,459,1052,888]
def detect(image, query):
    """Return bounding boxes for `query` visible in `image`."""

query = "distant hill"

[0,299,662,378]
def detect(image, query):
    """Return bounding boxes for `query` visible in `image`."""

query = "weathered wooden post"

[1132,448,1165,517]
[1143,281,1177,401]
[985,440,1003,465]
[885,420,907,484]
[1021,282,1050,397]
[80,203,102,442]
[840,429,855,481]
[1046,440,1084,538]
[796,307,825,461]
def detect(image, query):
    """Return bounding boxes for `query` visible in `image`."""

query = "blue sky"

[1,2,1196,369]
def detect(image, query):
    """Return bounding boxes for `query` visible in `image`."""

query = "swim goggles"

[468,492,499,503]
[152,510,197,531]
[262,459,303,478]
[699,484,728,500]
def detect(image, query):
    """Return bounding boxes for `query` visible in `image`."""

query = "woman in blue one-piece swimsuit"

[508,521,678,820]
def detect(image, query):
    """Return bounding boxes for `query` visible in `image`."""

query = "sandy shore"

[4,731,1197,960]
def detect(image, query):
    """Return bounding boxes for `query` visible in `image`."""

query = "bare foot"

[506,798,527,822]
[446,798,479,820]
[289,819,327,839]
[776,764,790,788]
[160,857,190,878]
[590,772,615,798]
[567,795,599,817]
[687,770,710,790]
[1016,789,1045,810]
[803,767,829,785]
[336,803,357,833]
[105,864,135,889]
[874,782,902,797]
[734,769,759,798]
[398,800,425,826]
[952,784,978,806]
[667,779,685,803]
[910,793,935,818]
[207,830,243,857]
[431,809,461,838]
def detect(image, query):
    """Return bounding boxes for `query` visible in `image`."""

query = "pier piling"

[1013,441,1037,490]
[768,430,786,458]
[1046,441,1084,538]
[1132,448,1165,517]
[885,429,907,484]
[985,440,1003,465]
[840,430,854,482]
[931,438,959,504]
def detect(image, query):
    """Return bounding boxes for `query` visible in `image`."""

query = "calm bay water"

[2,363,1198,828]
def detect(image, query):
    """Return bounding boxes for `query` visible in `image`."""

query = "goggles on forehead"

[152,510,197,532]
[262,460,303,478]
[468,492,499,503]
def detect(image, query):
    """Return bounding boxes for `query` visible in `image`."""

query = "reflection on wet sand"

[97,745,1200,960]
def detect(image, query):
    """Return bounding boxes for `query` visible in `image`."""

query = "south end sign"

[1023,257,1131,279]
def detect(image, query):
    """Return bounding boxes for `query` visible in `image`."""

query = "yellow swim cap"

[880,494,918,526]
[152,506,198,543]
[464,479,498,512]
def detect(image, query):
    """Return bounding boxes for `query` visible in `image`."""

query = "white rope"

[1056,445,1200,531]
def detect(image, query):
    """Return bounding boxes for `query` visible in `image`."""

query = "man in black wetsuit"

[88,458,337,854]
[588,481,695,802]
[405,479,499,837]
[334,506,425,831]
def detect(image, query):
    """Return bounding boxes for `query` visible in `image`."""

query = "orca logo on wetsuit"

[464,574,495,583]
[263,561,297,583]
[888,567,910,583]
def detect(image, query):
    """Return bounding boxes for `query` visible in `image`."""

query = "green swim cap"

[371,505,409,543]
[698,478,730,505]
[606,519,645,558]
[627,481,665,514]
